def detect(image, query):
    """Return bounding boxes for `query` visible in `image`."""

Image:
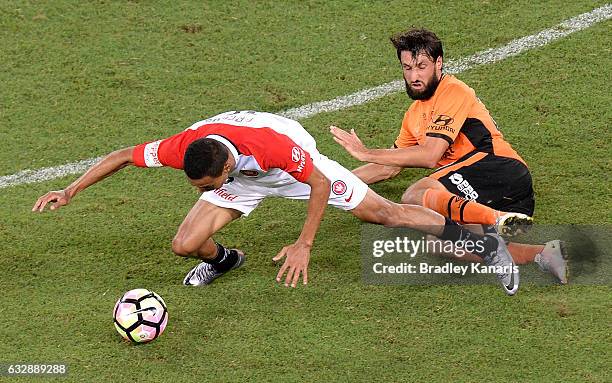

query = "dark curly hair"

[390,28,443,63]
[183,138,228,180]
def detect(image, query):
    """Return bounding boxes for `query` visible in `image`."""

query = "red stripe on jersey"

[132,123,314,183]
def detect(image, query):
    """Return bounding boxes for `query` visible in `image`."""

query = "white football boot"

[183,249,246,286]
[535,240,568,284]
[481,233,520,296]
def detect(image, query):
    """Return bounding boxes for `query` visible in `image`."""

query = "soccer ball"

[113,288,168,343]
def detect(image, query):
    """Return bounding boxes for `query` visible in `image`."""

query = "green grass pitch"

[1,1,610,382]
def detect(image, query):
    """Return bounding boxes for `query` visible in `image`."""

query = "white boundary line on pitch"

[2,3,611,190]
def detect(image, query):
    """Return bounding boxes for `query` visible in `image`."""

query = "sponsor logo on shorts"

[332,180,347,195]
[449,173,479,200]
[344,189,354,203]
[239,170,259,177]
[213,188,238,201]
[291,146,307,173]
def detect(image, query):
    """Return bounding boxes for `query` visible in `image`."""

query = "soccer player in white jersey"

[33,111,522,295]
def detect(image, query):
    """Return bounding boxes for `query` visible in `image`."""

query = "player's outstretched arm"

[331,125,448,168]
[32,146,135,212]
[273,166,330,288]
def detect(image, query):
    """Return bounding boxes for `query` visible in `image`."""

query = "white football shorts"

[200,155,368,216]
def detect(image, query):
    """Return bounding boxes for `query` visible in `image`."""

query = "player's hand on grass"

[32,190,71,212]
[330,125,368,161]
[273,242,311,288]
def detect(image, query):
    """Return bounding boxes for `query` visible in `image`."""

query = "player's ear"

[436,56,443,72]
[223,160,232,173]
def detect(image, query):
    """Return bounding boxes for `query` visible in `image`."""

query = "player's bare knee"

[403,178,442,205]
[171,238,189,257]
[401,189,417,204]
[171,236,199,257]
[401,185,428,205]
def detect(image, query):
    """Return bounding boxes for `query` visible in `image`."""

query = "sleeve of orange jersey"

[394,111,418,148]
[424,83,473,145]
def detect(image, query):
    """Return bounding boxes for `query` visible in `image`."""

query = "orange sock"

[507,243,544,264]
[422,188,500,225]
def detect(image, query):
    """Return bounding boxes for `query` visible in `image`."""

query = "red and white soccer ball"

[113,288,168,343]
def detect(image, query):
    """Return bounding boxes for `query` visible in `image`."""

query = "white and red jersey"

[132,111,319,185]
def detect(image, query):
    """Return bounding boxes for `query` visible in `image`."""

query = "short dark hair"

[390,28,443,63]
[183,138,228,179]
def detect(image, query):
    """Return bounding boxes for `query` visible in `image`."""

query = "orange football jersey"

[395,75,525,167]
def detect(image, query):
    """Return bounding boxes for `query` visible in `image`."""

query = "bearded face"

[400,51,443,101]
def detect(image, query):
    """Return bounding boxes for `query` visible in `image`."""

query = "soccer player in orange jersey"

[331,28,567,283]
